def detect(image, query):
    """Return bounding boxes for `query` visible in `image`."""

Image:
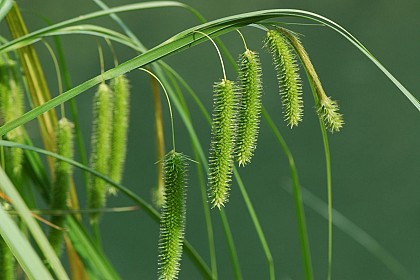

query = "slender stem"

[150,72,165,205]
[194,31,227,80]
[42,41,65,118]
[308,78,333,280]
[220,210,243,280]
[321,126,333,280]
[104,38,119,67]
[139,68,176,151]
[97,41,105,77]
[233,168,275,280]
[236,30,248,50]
[194,148,218,280]
[262,108,313,280]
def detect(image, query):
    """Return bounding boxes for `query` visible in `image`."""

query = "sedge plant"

[0,2,418,280]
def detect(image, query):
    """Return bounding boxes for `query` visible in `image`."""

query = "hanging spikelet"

[317,96,344,133]
[48,117,74,255]
[276,27,344,133]
[158,150,188,280]
[265,30,303,127]
[208,79,237,208]
[108,75,130,195]
[0,59,25,180]
[236,49,262,166]
[88,82,113,223]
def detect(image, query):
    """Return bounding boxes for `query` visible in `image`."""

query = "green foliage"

[0,3,416,280]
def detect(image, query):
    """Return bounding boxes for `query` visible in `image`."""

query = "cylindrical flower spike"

[0,61,25,180]
[276,27,344,133]
[158,151,188,280]
[208,79,237,208]
[108,75,130,195]
[88,82,113,223]
[48,117,74,255]
[317,96,344,133]
[265,30,303,127]
[236,49,262,166]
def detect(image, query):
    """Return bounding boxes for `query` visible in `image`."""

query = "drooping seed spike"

[158,150,188,280]
[265,30,303,127]
[48,117,74,255]
[236,49,262,166]
[88,82,113,223]
[0,61,25,179]
[317,96,344,133]
[276,27,345,133]
[208,79,237,208]
[108,75,130,195]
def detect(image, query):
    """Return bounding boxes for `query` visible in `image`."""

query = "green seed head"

[265,30,303,127]
[158,151,188,280]
[236,49,262,166]
[108,75,130,195]
[0,67,25,178]
[88,82,113,223]
[317,96,344,133]
[49,117,74,255]
[208,79,237,208]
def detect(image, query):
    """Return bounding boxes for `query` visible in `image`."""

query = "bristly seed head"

[317,96,344,133]
[158,150,188,280]
[49,117,74,255]
[108,75,130,195]
[236,49,262,166]
[208,79,237,209]
[265,29,303,128]
[88,82,113,223]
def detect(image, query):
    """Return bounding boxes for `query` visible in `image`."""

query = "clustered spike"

[87,75,132,221]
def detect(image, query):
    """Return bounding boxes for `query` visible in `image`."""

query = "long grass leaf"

[65,217,121,280]
[0,0,13,22]
[0,204,54,280]
[262,108,313,280]
[0,9,416,136]
[0,167,69,280]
